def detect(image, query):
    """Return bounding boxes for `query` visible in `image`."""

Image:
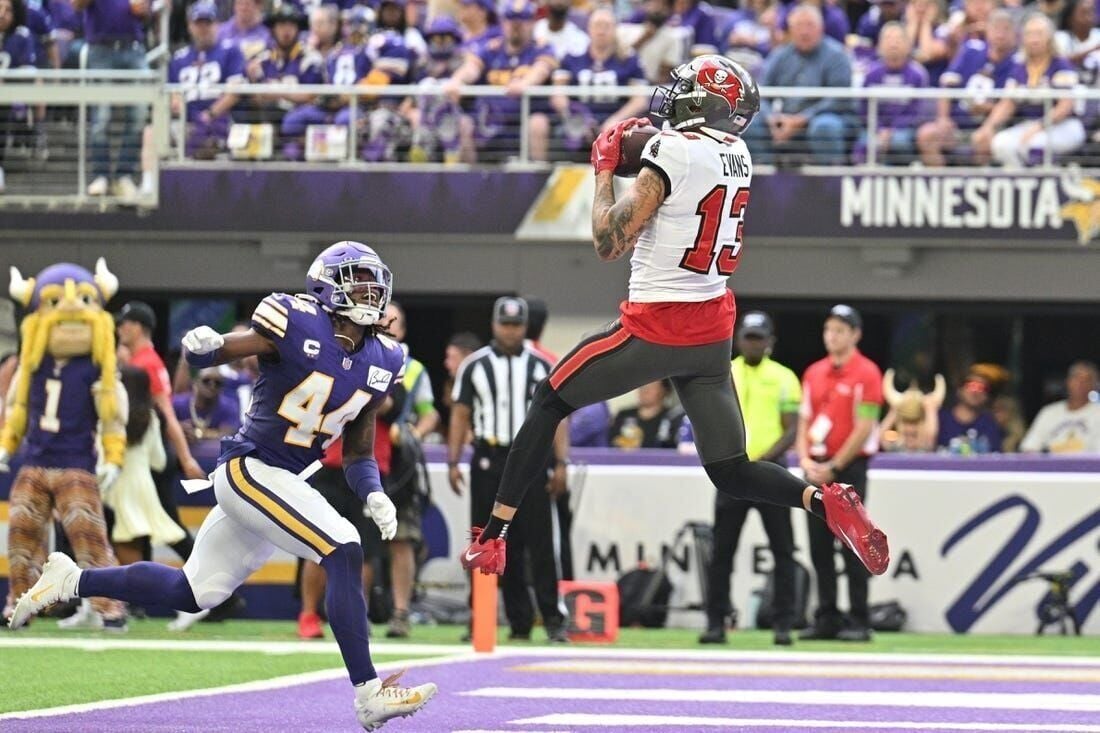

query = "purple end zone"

[5,653,1100,733]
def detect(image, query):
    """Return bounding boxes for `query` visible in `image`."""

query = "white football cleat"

[8,552,82,629]
[167,609,211,632]
[354,671,437,731]
[58,599,104,630]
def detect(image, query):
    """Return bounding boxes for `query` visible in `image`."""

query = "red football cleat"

[460,526,507,575]
[297,611,324,639]
[821,483,890,576]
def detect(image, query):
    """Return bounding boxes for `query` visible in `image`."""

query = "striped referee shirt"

[451,343,551,446]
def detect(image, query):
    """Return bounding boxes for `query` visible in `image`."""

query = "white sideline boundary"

[0,649,482,721]
[2,635,1099,666]
[0,637,465,656]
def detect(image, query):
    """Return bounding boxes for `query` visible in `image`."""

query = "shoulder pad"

[173,47,190,60]
[376,333,399,351]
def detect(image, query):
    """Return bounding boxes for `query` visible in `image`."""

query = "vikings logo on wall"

[840,168,1100,245]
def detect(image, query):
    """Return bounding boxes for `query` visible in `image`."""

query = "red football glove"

[590,117,650,175]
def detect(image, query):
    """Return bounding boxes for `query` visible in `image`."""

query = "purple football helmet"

[306,241,392,326]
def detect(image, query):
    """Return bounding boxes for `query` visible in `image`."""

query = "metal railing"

[4,75,1100,208]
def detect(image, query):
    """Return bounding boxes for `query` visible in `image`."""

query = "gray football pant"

[491,320,813,512]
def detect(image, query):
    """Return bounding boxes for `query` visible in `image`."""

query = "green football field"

[3,620,1099,715]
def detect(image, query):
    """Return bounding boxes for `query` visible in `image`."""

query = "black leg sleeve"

[703,455,811,510]
[493,380,575,509]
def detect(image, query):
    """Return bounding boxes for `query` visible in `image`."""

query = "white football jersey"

[630,128,753,303]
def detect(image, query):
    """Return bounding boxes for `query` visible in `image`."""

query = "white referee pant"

[991,118,1085,167]
[181,456,359,610]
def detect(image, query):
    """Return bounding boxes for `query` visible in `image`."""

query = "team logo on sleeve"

[368,365,393,391]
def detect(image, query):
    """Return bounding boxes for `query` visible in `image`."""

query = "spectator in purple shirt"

[855,0,904,47]
[75,0,150,199]
[217,0,270,61]
[550,8,648,158]
[977,13,1084,167]
[457,0,500,54]
[569,402,611,447]
[776,0,849,44]
[916,8,1017,165]
[0,0,37,193]
[672,0,718,54]
[936,372,1003,453]
[168,1,245,159]
[854,21,929,164]
[719,0,775,74]
[243,5,324,132]
[172,367,241,445]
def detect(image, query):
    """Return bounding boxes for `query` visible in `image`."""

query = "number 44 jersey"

[220,293,406,474]
[632,129,753,304]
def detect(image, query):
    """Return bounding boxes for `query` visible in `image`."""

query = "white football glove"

[366,492,398,541]
[0,448,10,473]
[182,326,225,355]
[97,463,121,491]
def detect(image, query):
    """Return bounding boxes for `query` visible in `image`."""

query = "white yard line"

[0,637,463,656]
[465,687,1100,712]
[510,714,1100,732]
[0,649,481,721]
[508,659,1100,682]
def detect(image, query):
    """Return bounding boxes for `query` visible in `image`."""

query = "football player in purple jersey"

[169,1,246,159]
[10,242,438,730]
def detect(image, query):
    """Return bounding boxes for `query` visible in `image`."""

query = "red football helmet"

[651,55,760,136]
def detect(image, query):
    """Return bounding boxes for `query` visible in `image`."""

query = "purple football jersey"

[939,40,1017,126]
[326,43,371,85]
[169,41,245,119]
[21,356,100,472]
[1005,56,1078,120]
[462,24,502,56]
[476,37,555,120]
[257,42,324,84]
[555,51,647,119]
[861,59,930,130]
[1,26,38,68]
[216,20,271,61]
[218,293,406,474]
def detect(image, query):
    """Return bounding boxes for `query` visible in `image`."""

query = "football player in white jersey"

[461,55,890,581]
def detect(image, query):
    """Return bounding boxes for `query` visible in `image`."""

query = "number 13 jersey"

[632,128,753,304]
[219,293,406,474]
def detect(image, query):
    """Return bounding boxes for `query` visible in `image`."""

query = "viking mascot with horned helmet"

[1,259,127,626]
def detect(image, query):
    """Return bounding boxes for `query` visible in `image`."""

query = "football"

[614,124,660,177]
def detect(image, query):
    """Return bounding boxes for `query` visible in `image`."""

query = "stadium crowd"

[4,0,1100,185]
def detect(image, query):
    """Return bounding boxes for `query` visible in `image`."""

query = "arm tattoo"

[591,169,665,261]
